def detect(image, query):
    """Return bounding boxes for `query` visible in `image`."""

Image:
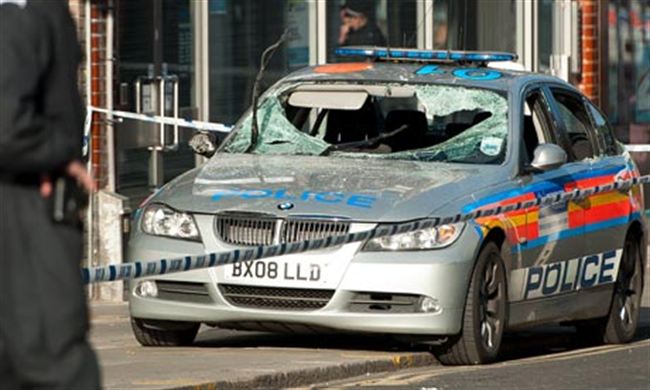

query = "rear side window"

[550,89,595,161]
[586,102,619,156]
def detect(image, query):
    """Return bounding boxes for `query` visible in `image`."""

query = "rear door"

[582,100,638,261]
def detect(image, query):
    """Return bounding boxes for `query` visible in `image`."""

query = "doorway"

[114,0,197,205]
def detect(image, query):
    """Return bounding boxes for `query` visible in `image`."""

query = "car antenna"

[460,0,468,51]
[385,12,391,60]
[246,28,291,153]
[405,1,433,48]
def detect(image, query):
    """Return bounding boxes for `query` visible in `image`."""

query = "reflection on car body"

[127,47,647,365]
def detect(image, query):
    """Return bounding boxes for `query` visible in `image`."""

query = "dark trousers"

[0,182,100,389]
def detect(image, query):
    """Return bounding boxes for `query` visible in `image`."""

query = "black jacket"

[342,22,387,47]
[0,0,83,175]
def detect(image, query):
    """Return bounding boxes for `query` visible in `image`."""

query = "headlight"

[141,203,201,241]
[362,223,464,251]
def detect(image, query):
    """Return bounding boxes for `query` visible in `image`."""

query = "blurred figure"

[338,0,386,47]
[0,0,100,388]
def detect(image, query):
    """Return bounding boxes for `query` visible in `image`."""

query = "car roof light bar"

[335,47,518,63]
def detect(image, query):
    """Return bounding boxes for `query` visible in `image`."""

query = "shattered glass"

[222,96,330,156]
[220,82,509,164]
[338,85,509,163]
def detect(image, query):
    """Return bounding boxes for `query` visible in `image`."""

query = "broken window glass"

[220,82,509,165]
[222,92,330,156]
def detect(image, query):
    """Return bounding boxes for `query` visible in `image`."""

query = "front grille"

[219,284,334,311]
[215,213,350,246]
[283,219,349,243]
[215,214,277,246]
[156,281,212,304]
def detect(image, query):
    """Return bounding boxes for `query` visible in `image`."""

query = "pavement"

[90,304,437,390]
[90,260,650,390]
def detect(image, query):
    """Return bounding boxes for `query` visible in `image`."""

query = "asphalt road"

[90,262,650,390]
[311,340,650,389]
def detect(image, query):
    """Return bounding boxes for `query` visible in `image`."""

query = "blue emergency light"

[335,47,518,63]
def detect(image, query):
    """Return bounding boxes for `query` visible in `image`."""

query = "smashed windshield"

[221,82,509,164]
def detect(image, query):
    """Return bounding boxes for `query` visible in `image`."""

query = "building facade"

[70,0,648,198]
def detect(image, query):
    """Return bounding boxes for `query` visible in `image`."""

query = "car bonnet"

[152,154,503,222]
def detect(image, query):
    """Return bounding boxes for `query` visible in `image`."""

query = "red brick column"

[578,0,601,107]
[68,0,109,190]
[89,1,109,189]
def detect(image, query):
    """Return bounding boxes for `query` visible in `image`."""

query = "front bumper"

[127,223,481,336]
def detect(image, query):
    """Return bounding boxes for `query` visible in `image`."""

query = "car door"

[509,85,588,305]
[534,86,626,312]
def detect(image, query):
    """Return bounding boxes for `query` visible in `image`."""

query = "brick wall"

[89,1,109,190]
[578,0,601,107]
[68,0,109,190]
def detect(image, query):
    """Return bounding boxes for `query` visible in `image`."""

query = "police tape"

[86,106,233,133]
[80,174,650,284]
[626,144,650,153]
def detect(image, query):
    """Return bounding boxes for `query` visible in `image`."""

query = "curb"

[169,323,650,390]
[172,352,438,390]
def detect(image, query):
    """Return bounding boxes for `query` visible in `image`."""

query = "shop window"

[442,0,518,53]
[208,0,310,124]
[607,0,650,139]
[326,0,417,62]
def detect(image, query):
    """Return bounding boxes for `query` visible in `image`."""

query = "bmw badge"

[277,202,294,211]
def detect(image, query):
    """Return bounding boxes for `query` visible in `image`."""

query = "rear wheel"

[577,233,643,344]
[130,317,200,346]
[434,242,507,365]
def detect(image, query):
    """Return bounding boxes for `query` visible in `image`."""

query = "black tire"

[130,317,200,347]
[577,233,644,344]
[434,242,507,365]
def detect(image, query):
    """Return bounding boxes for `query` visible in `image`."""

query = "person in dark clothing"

[338,0,387,47]
[0,0,100,388]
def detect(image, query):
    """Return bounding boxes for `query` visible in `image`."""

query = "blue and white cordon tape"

[87,106,233,133]
[81,175,650,284]
[626,144,650,153]
[82,106,232,156]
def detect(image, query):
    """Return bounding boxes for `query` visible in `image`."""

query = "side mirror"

[189,132,218,158]
[530,143,567,172]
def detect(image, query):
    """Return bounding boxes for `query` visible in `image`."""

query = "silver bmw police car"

[127,48,647,365]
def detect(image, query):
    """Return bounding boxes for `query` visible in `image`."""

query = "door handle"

[135,78,142,113]
[614,170,633,192]
[171,76,179,150]
[158,76,180,151]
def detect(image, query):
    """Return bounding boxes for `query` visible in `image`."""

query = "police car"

[127,47,647,365]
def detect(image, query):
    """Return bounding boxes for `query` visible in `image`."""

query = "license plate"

[226,259,327,284]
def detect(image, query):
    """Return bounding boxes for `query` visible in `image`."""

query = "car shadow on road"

[499,307,650,362]
[194,328,431,353]
[191,307,649,359]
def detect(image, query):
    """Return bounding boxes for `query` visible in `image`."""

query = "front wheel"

[434,242,507,365]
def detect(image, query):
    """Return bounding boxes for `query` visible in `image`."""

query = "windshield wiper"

[322,124,408,154]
